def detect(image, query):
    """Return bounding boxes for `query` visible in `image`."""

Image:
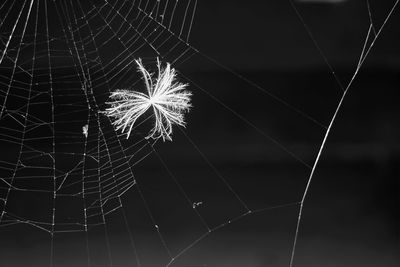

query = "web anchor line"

[288,1,399,266]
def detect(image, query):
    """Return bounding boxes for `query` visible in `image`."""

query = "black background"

[0,0,399,267]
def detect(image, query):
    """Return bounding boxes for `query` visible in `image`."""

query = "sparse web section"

[0,0,398,266]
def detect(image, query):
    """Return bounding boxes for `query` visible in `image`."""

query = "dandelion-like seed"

[104,58,192,141]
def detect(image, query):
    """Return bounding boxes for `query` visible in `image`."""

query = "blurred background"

[0,0,399,266]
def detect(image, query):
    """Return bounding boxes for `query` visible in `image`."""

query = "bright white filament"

[104,58,192,141]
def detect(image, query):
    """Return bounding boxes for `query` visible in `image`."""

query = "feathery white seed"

[104,58,191,141]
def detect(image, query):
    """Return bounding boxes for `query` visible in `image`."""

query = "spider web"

[0,0,398,266]
[0,0,196,231]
